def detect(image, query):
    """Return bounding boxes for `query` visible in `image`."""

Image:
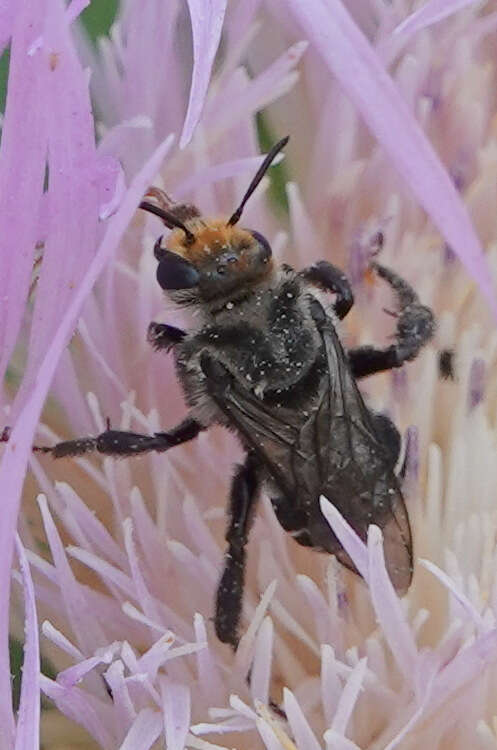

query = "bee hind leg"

[215,451,262,649]
[348,262,435,379]
[33,416,203,458]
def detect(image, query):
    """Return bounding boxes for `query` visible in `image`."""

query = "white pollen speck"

[287,292,294,298]
[226,302,234,310]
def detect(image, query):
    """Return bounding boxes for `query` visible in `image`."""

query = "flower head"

[3,1,497,749]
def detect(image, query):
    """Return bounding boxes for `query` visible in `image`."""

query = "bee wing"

[202,301,413,595]
[314,304,413,594]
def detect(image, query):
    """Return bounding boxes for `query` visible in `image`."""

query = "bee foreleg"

[34,416,203,458]
[147,322,186,352]
[215,451,262,649]
[300,261,354,319]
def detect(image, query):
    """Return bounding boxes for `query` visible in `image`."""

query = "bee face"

[155,221,273,302]
[142,136,288,304]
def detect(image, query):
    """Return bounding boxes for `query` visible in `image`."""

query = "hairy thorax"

[174,267,328,428]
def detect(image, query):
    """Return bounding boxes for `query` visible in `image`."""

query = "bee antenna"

[227,136,289,226]
[140,201,195,245]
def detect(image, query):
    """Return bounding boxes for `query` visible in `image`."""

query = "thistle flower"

[3,1,497,749]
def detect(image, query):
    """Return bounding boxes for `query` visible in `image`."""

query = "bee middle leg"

[348,261,435,379]
[215,451,263,649]
[300,261,354,319]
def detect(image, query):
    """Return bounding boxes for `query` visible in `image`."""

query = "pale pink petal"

[160,677,191,750]
[285,0,497,318]
[41,620,84,662]
[20,2,100,401]
[0,1,47,405]
[37,494,106,653]
[250,616,274,705]
[320,645,343,727]
[123,517,161,623]
[429,630,497,716]
[319,497,369,582]
[104,660,137,730]
[256,717,287,750]
[137,633,175,679]
[330,657,367,736]
[367,526,418,688]
[56,647,117,688]
[119,708,163,750]
[283,688,321,750]
[420,558,486,632]
[193,614,225,706]
[65,0,89,24]
[0,0,15,52]
[393,0,480,40]
[180,0,227,148]
[14,536,40,750]
[0,133,173,703]
[40,675,115,748]
[324,730,362,750]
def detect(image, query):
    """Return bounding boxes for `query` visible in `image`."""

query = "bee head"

[140,136,288,305]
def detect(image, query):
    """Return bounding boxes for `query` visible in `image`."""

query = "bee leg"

[147,322,186,352]
[34,416,203,458]
[348,262,435,379]
[301,261,354,319]
[215,451,262,649]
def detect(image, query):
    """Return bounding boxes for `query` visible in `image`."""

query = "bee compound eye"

[153,235,164,260]
[156,250,200,290]
[251,231,272,263]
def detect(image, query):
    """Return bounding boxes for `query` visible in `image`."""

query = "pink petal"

[367,526,419,688]
[40,676,115,748]
[180,0,227,148]
[0,134,174,721]
[65,0,90,24]
[324,730,362,750]
[160,677,191,750]
[56,647,117,689]
[419,558,486,632]
[283,688,321,750]
[119,709,163,750]
[0,2,47,407]
[319,497,369,582]
[330,657,367,736]
[14,536,40,750]
[256,717,287,750]
[394,0,480,40]
[0,0,15,53]
[429,630,497,716]
[250,617,274,705]
[37,495,106,653]
[286,0,497,318]
[22,0,100,399]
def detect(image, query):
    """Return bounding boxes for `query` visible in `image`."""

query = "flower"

[3,1,497,749]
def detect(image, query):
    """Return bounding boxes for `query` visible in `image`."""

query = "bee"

[34,137,434,648]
